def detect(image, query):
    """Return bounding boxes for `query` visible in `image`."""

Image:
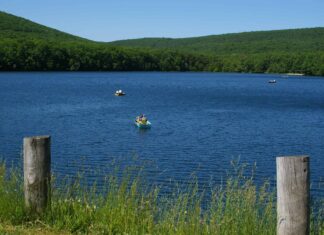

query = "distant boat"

[115,89,126,96]
[135,115,151,129]
[268,80,276,84]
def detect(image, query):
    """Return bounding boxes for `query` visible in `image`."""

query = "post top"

[276,155,309,161]
[277,155,308,158]
[24,135,51,140]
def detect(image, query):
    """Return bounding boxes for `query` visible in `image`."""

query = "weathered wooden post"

[276,156,310,235]
[23,136,51,214]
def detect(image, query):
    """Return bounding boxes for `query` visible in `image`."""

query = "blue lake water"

[0,72,324,195]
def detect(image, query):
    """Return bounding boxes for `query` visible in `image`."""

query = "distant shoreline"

[1,11,324,77]
[0,71,321,78]
[285,73,305,76]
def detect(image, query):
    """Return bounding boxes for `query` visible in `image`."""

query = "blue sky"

[1,0,323,42]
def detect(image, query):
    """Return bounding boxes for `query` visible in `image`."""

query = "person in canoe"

[136,114,147,124]
[115,89,126,96]
[135,114,151,128]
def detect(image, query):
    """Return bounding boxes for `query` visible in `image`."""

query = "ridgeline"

[110,28,324,55]
[1,11,324,75]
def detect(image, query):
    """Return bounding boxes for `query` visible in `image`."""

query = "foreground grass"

[0,163,323,234]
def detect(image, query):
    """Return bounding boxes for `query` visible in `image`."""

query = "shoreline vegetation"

[0,162,323,234]
[1,11,324,76]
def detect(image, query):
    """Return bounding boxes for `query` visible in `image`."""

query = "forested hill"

[0,11,88,42]
[110,28,324,55]
[0,11,323,75]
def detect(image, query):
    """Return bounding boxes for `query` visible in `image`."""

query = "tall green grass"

[0,162,323,234]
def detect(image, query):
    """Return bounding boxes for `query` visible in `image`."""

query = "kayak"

[135,120,151,129]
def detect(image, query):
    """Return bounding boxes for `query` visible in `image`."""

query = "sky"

[0,0,324,42]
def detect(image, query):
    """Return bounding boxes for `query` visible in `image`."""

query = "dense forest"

[110,28,324,55]
[1,11,324,75]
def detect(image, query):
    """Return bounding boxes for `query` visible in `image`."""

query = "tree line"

[0,39,323,76]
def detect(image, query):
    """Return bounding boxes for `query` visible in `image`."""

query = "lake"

[1,72,324,195]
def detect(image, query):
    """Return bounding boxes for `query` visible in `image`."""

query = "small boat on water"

[135,115,151,129]
[268,80,276,84]
[115,89,126,96]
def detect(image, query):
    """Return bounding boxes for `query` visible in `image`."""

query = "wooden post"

[276,156,310,235]
[23,136,51,214]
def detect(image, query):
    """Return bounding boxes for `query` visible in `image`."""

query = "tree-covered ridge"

[0,11,88,42]
[109,28,324,55]
[0,11,323,76]
[0,11,213,72]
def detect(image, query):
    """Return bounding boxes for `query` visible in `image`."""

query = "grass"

[0,162,323,234]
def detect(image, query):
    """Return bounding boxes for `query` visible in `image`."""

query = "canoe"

[115,92,126,96]
[135,120,151,129]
